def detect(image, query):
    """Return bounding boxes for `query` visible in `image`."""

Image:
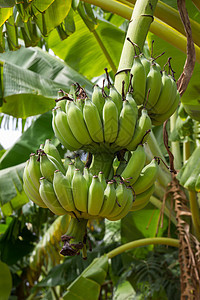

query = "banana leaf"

[0,261,12,300]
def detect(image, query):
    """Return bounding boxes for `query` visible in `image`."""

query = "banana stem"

[107,237,179,259]
[170,111,182,170]
[114,0,158,93]
[183,140,190,164]
[89,152,115,178]
[189,190,200,241]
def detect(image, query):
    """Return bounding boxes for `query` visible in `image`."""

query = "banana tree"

[0,0,200,299]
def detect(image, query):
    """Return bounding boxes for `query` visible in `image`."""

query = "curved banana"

[103,97,119,143]
[43,139,63,167]
[150,71,177,115]
[53,170,77,212]
[126,109,152,151]
[99,181,116,218]
[46,153,66,175]
[52,109,79,151]
[71,169,88,213]
[130,56,146,105]
[83,98,104,143]
[121,144,146,185]
[65,162,76,183]
[98,171,107,190]
[114,100,137,147]
[109,86,122,116]
[88,175,104,216]
[130,184,155,211]
[54,107,83,149]
[145,62,162,110]
[140,54,151,75]
[56,99,67,112]
[23,160,47,208]
[67,100,92,145]
[125,92,138,120]
[83,167,93,187]
[39,152,58,183]
[132,158,159,194]
[151,91,180,126]
[107,187,133,221]
[28,153,42,190]
[107,182,128,218]
[39,177,67,215]
[92,85,105,121]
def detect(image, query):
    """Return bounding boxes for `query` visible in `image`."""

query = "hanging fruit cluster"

[126,38,180,125]
[23,42,179,257]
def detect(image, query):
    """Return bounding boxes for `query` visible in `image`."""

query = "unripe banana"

[140,54,151,75]
[108,182,128,218]
[130,184,155,211]
[43,139,63,167]
[66,162,75,183]
[151,91,180,126]
[150,71,176,115]
[28,153,42,190]
[125,92,138,120]
[40,152,58,183]
[46,153,66,175]
[116,160,127,175]
[83,167,93,187]
[71,169,88,213]
[63,156,72,171]
[74,155,85,173]
[99,181,116,218]
[23,160,47,208]
[98,171,107,190]
[75,98,85,112]
[69,83,77,99]
[56,99,67,112]
[67,101,92,145]
[39,177,67,215]
[107,187,133,221]
[88,175,104,216]
[92,85,105,119]
[132,158,158,194]
[54,107,83,149]
[145,62,162,110]
[130,56,146,105]
[52,109,79,151]
[126,109,152,151]
[83,98,104,143]
[114,100,137,147]
[53,170,77,212]
[121,144,146,185]
[103,97,119,143]
[109,86,122,116]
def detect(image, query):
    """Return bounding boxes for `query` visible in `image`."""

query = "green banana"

[140,54,151,75]
[115,160,127,176]
[130,184,155,211]
[92,85,105,120]
[99,181,116,218]
[43,139,63,167]
[39,152,58,183]
[39,177,67,215]
[56,99,67,112]
[103,97,119,143]
[130,55,146,105]
[83,98,104,143]
[121,144,146,185]
[107,186,133,221]
[67,100,93,145]
[126,109,152,151]
[83,167,93,187]
[125,92,138,120]
[23,160,47,208]
[98,171,107,190]
[108,182,128,218]
[46,153,66,175]
[53,170,77,212]
[28,153,42,190]
[69,83,77,99]
[66,162,76,183]
[109,86,122,116]
[88,175,104,216]
[114,99,137,147]
[54,107,83,150]
[150,71,177,115]
[145,62,162,110]
[132,158,158,194]
[151,91,180,126]
[71,169,88,213]
[52,109,79,151]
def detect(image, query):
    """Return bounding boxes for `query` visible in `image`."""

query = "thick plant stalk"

[170,111,182,170]
[107,237,179,258]
[114,0,158,93]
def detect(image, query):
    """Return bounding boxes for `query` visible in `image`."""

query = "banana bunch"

[177,146,200,192]
[129,53,180,126]
[52,83,152,154]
